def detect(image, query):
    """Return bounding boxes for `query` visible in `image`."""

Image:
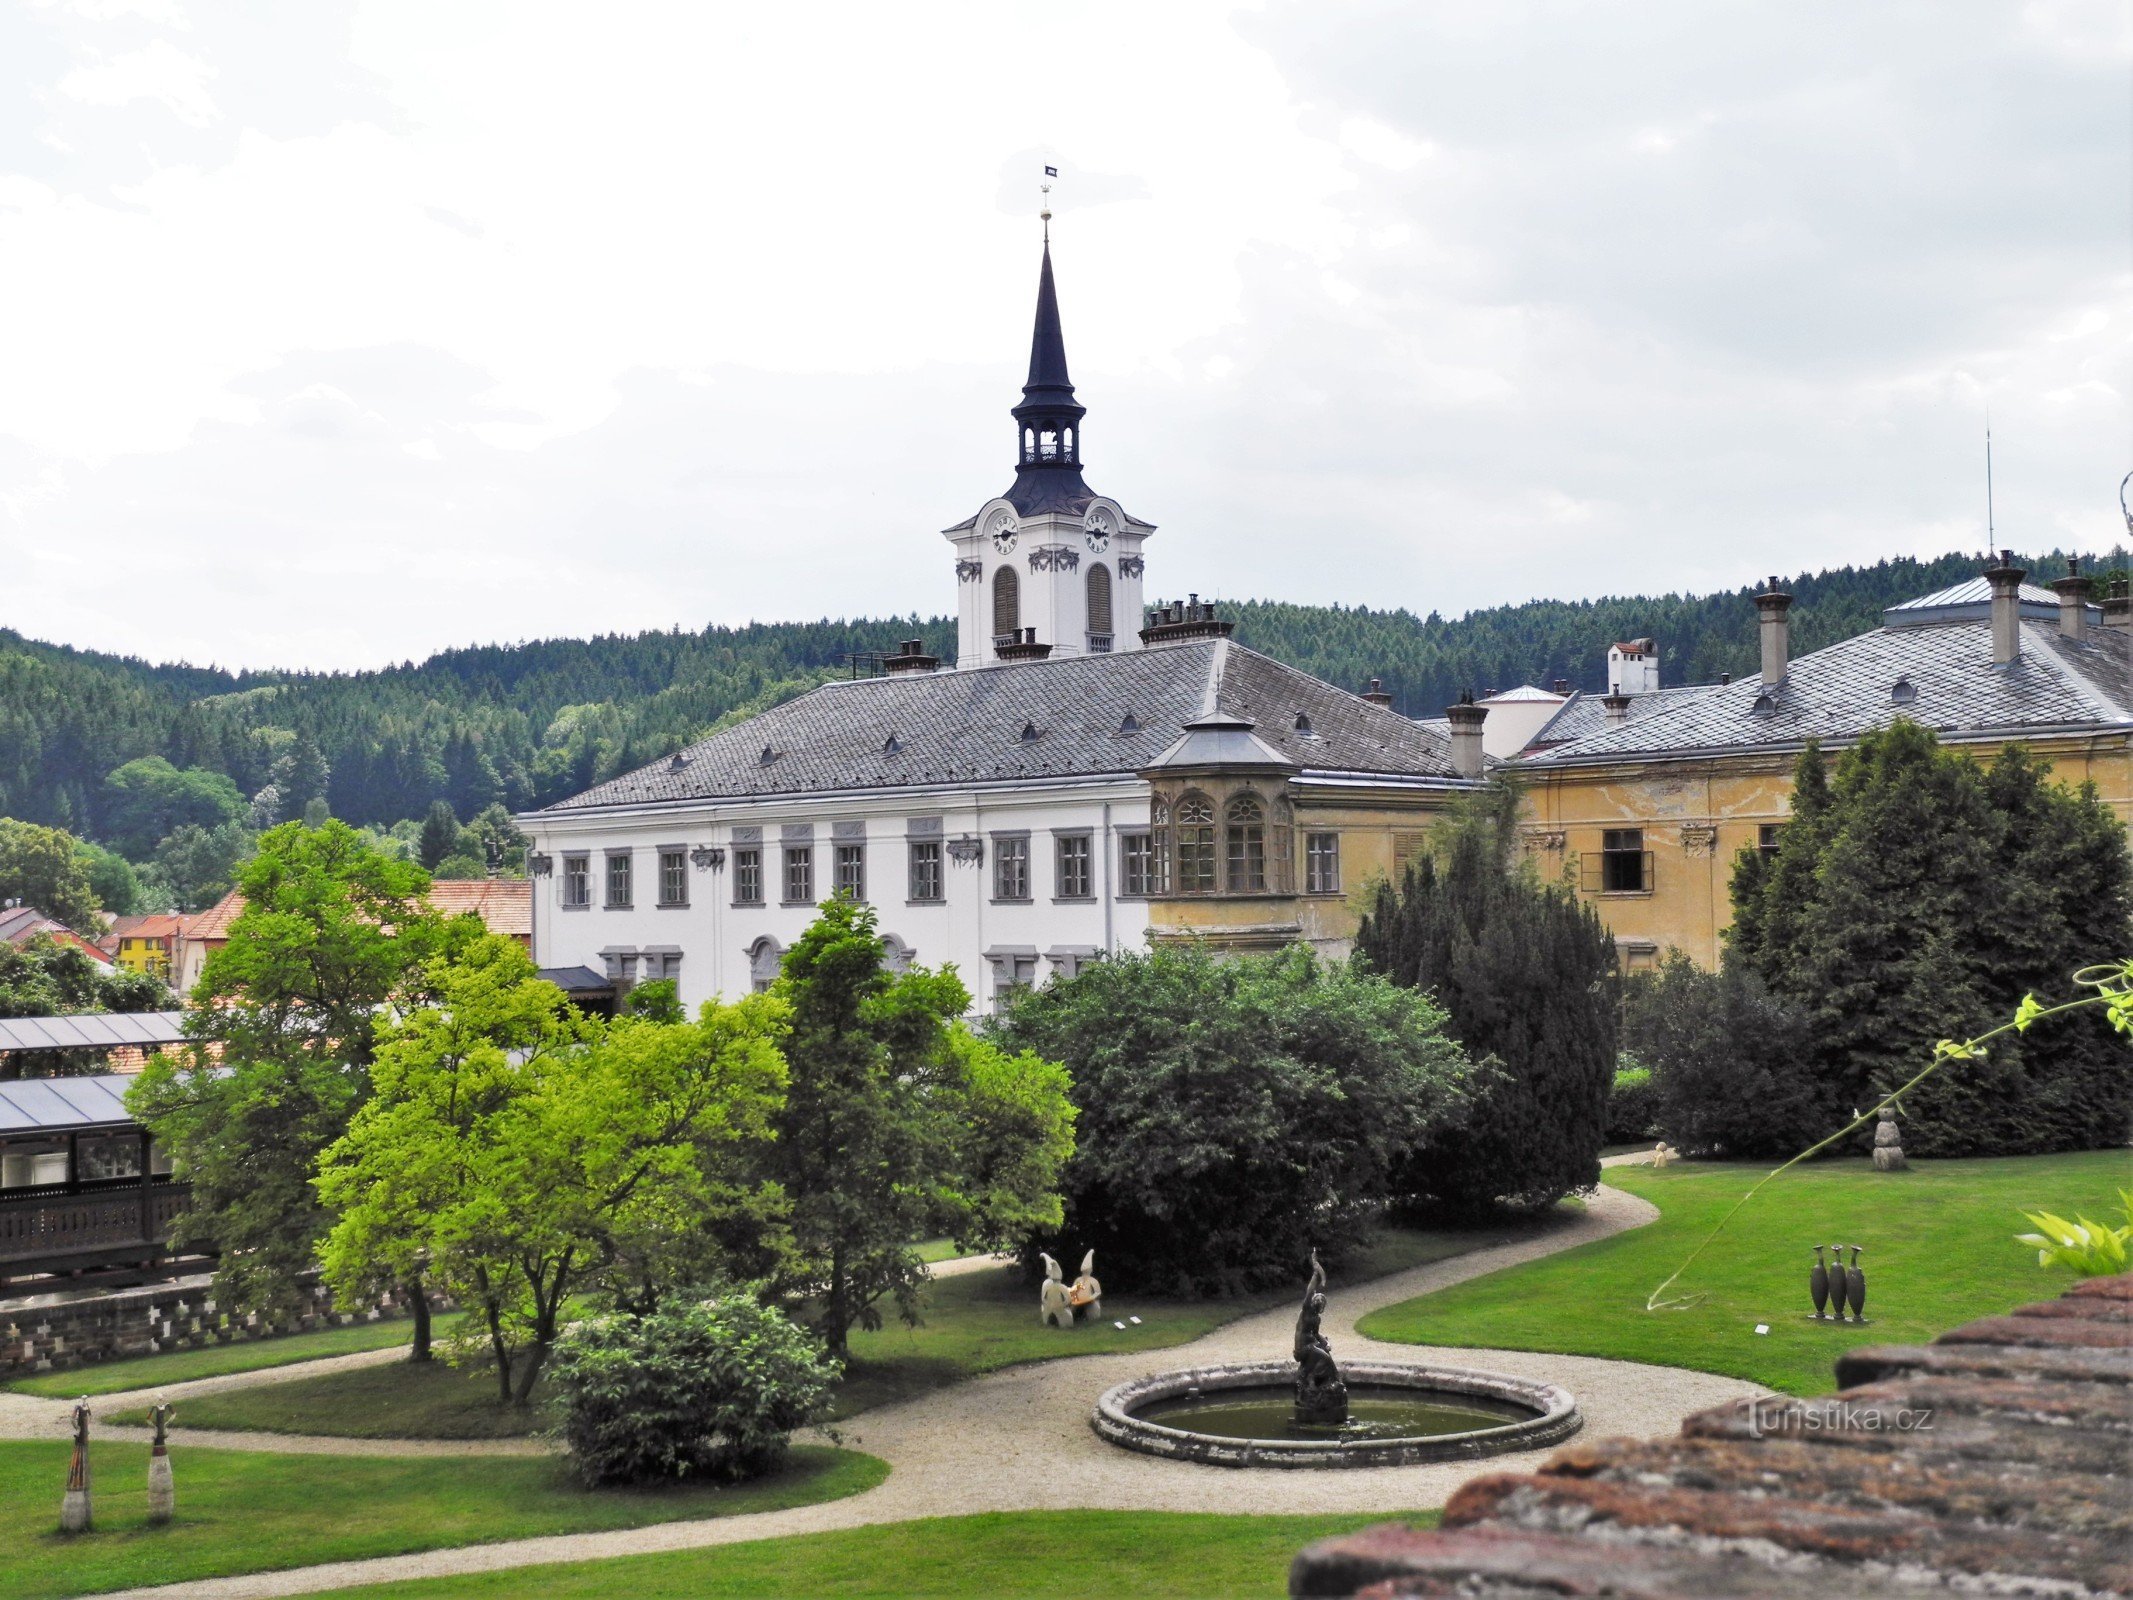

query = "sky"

[2,0,2127,672]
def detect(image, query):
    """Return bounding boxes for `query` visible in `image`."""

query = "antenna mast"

[1985,417,1995,545]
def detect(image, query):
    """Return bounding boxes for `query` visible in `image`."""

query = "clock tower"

[946,235,1153,667]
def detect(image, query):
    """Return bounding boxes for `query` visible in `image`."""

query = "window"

[747,937,782,993]
[562,854,591,908]
[658,848,688,907]
[987,948,1039,1009]
[834,842,866,902]
[605,851,632,908]
[993,566,1020,639]
[1225,794,1266,892]
[1086,563,1113,648]
[993,835,1030,901]
[1758,823,1783,856]
[908,839,943,902]
[1055,833,1092,899]
[1119,830,1159,896]
[1174,793,1216,892]
[1600,828,1648,893]
[1305,832,1341,894]
[783,845,814,905]
[733,847,763,905]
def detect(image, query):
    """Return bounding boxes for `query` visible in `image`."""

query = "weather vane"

[1041,162,1057,242]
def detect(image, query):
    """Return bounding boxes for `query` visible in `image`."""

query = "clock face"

[989,512,1018,554]
[1083,508,1113,553]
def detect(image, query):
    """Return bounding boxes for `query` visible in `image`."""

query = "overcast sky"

[3,1,2126,672]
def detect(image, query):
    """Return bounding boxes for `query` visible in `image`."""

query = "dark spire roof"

[1005,238,1092,515]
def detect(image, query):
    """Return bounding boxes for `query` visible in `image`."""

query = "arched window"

[1226,793,1266,892]
[746,936,784,994]
[1086,562,1113,639]
[1175,792,1216,893]
[1062,426,1075,459]
[880,933,915,974]
[993,566,1020,640]
[1022,427,1035,463]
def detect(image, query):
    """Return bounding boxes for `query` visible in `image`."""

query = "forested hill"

[1,548,2117,846]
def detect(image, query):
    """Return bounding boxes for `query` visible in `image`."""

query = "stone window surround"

[780,843,815,907]
[906,835,945,905]
[990,830,1033,903]
[1303,831,1342,896]
[560,852,592,910]
[1046,945,1101,980]
[1115,827,1159,900]
[656,844,689,908]
[1051,828,1095,902]
[604,848,634,910]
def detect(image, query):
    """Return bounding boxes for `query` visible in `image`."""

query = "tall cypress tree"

[1355,784,1618,1214]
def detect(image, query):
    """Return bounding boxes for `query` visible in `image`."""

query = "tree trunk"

[511,1261,569,1407]
[405,1278,433,1363]
[483,1297,514,1405]
[825,1238,849,1358]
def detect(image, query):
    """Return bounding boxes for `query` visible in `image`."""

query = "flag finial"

[1040,163,1057,243]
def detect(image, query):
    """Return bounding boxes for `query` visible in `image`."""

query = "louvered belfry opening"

[1087,562,1113,634]
[992,566,1021,640]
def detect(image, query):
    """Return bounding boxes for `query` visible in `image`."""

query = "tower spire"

[1008,221,1087,496]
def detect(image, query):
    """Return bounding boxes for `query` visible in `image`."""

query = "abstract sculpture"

[1293,1250,1348,1425]
[1872,1108,1908,1172]
[1039,1253,1075,1328]
[147,1400,175,1524]
[1825,1243,1850,1323]
[1070,1250,1102,1321]
[1846,1245,1867,1321]
[1809,1245,1830,1319]
[59,1397,91,1533]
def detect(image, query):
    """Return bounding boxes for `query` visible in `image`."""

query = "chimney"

[1444,693,1486,778]
[1550,679,1571,695]
[994,627,1053,662]
[883,638,941,674]
[2049,559,2092,642]
[1755,576,1792,689]
[1984,549,2025,666]
[1601,690,1631,726]
[1361,678,1395,710]
[1139,594,1235,647]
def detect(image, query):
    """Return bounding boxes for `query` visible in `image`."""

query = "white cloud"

[0,0,2126,670]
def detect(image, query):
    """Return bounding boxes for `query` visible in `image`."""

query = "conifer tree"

[416,800,462,870]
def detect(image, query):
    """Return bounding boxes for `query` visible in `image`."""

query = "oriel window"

[1225,794,1266,892]
[1174,793,1216,892]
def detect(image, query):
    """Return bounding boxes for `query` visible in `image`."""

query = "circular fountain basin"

[1092,1359,1579,1469]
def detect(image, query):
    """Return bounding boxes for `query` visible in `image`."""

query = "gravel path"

[78,1183,1764,1600]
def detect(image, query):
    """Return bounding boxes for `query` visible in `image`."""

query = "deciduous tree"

[0,818,105,932]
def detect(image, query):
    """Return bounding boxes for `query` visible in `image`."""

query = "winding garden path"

[9,1177,1766,1599]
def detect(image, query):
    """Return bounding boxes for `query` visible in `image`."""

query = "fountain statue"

[1293,1250,1349,1425]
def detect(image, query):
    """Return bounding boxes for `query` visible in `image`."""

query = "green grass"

[1359,1150,2133,1396]
[121,1223,1493,1439]
[347,1509,1431,1600]
[7,1314,465,1399]
[0,1440,885,1600]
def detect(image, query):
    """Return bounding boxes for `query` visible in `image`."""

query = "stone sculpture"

[1809,1245,1831,1319]
[1872,1108,1908,1172]
[1069,1250,1102,1321]
[1038,1253,1075,1329]
[147,1400,175,1524]
[1825,1243,1850,1323]
[60,1397,91,1533]
[1293,1250,1349,1425]
[1846,1245,1867,1321]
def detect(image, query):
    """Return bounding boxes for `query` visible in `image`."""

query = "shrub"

[547,1293,838,1486]
[1621,952,1826,1159]
[991,943,1471,1295]
[1606,1056,1659,1144]
[1354,783,1619,1214]
[2016,1192,2133,1278]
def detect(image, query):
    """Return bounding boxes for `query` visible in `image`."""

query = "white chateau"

[521,238,1475,1013]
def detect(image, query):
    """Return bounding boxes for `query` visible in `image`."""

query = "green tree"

[102,757,245,858]
[129,821,457,1316]
[1355,781,1619,1215]
[0,817,104,932]
[145,820,252,912]
[462,803,529,876]
[993,943,1469,1294]
[767,897,1075,1356]
[417,800,463,871]
[1730,724,2133,1155]
[317,936,789,1403]
[272,736,331,818]
[0,935,173,1078]
[1620,952,1823,1157]
[74,839,145,916]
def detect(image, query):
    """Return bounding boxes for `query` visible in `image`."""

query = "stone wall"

[1292,1272,2131,1597]
[0,1277,432,1378]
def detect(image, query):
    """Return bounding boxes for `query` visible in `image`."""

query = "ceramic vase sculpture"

[1809,1246,1830,1319]
[59,1397,91,1534]
[1825,1244,1850,1323]
[146,1401,174,1525]
[1846,1246,1867,1321]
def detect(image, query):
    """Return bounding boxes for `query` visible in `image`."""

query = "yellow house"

[1511,564,2132,969]
[99,913,181,981]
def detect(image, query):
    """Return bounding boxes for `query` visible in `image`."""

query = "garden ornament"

[1872,1107,1908,1172]
[1809,1246,1830,1319]
[1038,1253,1074,1328]
[1825,1243,1850,1323]
[1292,1250,1348,1425]
[147,1400,175,1524]
[1070,1250,1103,1320]
[1846,1245,1867,1320]
[60,1397,91,1533]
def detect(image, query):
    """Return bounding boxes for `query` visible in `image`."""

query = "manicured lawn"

[347,1509,1431,1600]
[8,1314,464,1399]
[1358,1151,2133,1396]
[0,1440,885,1600]
[122,1223,1495,1438]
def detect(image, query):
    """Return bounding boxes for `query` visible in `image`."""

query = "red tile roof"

[179,880,532,946]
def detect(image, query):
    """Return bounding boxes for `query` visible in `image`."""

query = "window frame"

[1598,828,1650,895]
[561,853,592,909]
[992,834,1032,902]
[657,847,688,908]
[604,849,633,909]
[1224,794,1267,893]
[732,846,763,906]
[907,838,944,904]
[833,841,867,903]
[1053,831,1093,900]
[1304,831,1342,895]
[1173,792,1217,894]
[781,845,814,906]
[1118,829,1160,897]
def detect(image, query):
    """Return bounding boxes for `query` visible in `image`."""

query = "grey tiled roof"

[1883,577,2067,628]
[1526,685,1721,749]
[539,640,1463,812]
[1520,618,2130,766]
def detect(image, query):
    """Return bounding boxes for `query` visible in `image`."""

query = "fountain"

[1092,1252,1580,1469]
